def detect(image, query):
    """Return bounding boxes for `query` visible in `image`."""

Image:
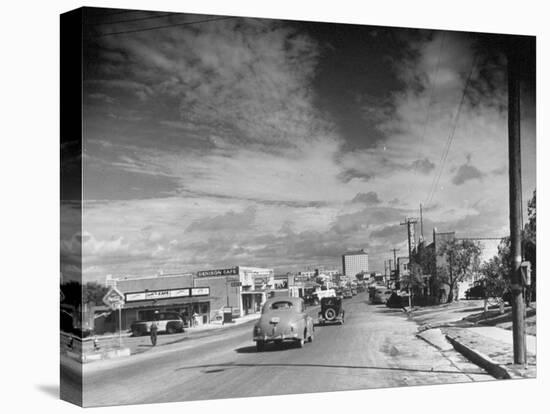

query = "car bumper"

[254,333,299,342]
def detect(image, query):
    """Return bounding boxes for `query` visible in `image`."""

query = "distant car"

[373,288,393,304]
[131,311,185,336]
[386,291,409,308]
[318,296,345,325]
[502,289,512,305]
[465,283,486,300]
[253,297,314,351]
[343,289,353,299]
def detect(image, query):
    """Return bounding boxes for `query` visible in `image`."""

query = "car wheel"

[298,330,307,348]
[324,308,337,321]
[256,341,264,352]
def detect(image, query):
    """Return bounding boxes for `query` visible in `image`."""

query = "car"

[342,289,353,299]
[317,296,345,325]
[386,291,410,308]
[465,283,486,300]
[351,287,358,296]
[253,297,314,351]
[372,288,393,304]
[131,311,185,336]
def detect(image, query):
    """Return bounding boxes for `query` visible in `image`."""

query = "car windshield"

[269,301,293,311]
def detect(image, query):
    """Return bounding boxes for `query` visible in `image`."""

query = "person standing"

[150,311,159,346]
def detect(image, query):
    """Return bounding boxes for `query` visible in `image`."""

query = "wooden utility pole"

[401,218,418,307]
[420,204,424,241]
[508,38,526,365]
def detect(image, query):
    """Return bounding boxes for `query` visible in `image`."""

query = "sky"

[62,8,536,283]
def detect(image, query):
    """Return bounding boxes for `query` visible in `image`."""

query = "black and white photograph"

[57,4,540,408]
[2,1,543,412]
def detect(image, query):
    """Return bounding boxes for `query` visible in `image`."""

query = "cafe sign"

[197,267,239,277]
[125,288,190,302]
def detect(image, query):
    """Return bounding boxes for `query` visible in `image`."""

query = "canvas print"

[60,6,536,407]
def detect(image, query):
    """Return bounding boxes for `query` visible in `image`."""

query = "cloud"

[352,192,381,205]
[186,207,257,232]
[410,158,435,174]
[451,163,485,185]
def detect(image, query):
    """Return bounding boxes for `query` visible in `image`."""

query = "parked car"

[386,291,409,308]
[131,311,185,336]
[317,296,345,325]
[372,288,393,304]
[465,283,486,300]
[253,297,314,351]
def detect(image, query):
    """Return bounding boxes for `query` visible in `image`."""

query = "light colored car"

[131,311,184,336]
[253,297,314,351]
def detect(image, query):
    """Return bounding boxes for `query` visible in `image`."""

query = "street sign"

[230,281,242,287]
[102,287,125,310]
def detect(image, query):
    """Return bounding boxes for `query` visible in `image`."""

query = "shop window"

[200,302,209,314]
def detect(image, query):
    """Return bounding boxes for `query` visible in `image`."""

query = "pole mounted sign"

[102,287,125,310]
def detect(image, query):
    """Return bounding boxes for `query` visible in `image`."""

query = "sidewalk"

[64,313,262,363]
[410,300,536,379]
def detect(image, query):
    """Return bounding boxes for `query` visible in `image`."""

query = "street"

[77,292,493,407]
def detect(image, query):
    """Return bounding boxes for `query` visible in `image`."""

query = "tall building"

[342,249,369,278]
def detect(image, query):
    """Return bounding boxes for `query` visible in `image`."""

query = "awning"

[121,295,217,310]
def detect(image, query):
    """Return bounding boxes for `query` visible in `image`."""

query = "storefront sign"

[191,287,210,296]
[125,288,190,302]
[196,267,239,277]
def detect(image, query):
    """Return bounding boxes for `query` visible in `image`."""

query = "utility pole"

[508,37,526,365]
[420,204,424,241]
[401,218,418,307]
[390,248,400,283]
[400,218,418,259]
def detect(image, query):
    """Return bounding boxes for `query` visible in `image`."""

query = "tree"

[61,281,110,308]
[435,239,482,303]
[523,190,536,302]
[83,282,110,306]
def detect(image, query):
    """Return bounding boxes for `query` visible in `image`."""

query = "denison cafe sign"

[125,287,210,302]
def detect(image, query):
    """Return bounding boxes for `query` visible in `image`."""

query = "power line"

[90,15,238,38]
[87,12,179,26]
[418,33,446,159]
[425,52,478,208]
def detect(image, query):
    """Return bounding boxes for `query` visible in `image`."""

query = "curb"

[445,334,511,379]
[65,347,131,364]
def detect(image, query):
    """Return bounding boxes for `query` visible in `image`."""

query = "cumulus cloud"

[186,207,257,232]
[451,163,485,185]
[79,17,535,281]
[352,192,381,205]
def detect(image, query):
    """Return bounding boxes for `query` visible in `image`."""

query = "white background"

[0,0,546,412]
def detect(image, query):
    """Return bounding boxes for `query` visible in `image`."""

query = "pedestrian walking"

[150,311,159,346]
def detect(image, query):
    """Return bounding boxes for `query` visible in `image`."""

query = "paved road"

[77,292,493,407]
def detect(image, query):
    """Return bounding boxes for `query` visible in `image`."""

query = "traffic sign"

[103,287,125,310]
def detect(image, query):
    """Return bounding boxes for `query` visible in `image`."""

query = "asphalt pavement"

[68,292,493,407]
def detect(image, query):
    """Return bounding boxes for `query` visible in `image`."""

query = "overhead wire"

[89,15,238,38]
[425,50,478,208]
[87,12,179,26]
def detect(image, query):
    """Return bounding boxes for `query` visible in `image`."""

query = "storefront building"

[196,266,274,317]
[102,273,213,332]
